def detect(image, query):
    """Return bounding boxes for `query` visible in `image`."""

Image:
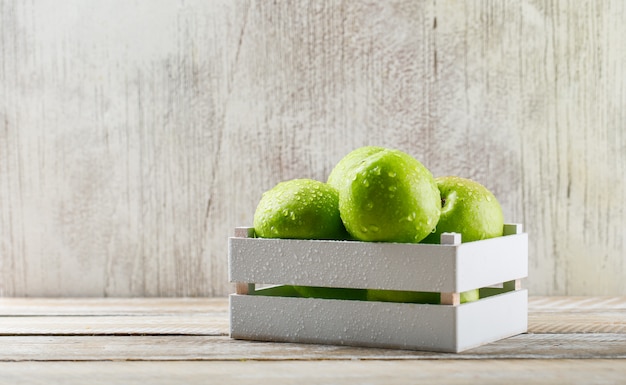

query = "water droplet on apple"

[486,196,492,202]
[365,201,374,210]
[362,179,370,187]
[388,186,397,192]
[369,225,380,233]
[388,171,396,178]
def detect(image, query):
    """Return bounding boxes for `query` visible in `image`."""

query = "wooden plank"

[529,310,626,334]
[527,297,626,334]
[0,334,624,361]
[1,296,624,336]
[229,233,527,292]
[529,296,626,310]
[0,316,227,336]
[0,360,625,385]
[2,307,622,337]
[0,298,229,316]
[230,290,527,353]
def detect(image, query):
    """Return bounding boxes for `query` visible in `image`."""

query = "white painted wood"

[228,223,528,351]
[455,290,528,351]
[229,227,527,292]
[230,290,527,353]
[1,1,625,297]
[440,233,462,245]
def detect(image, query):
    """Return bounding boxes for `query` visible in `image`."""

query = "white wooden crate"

[229,224,528,353]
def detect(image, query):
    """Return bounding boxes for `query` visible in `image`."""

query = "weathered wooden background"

[1,0,624,297]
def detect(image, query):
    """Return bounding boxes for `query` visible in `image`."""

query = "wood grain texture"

[0,297,624,360]
[1,334,626,361]
[1,360,625,385]
[0,297,229,315]
[0,315,228,336]
[1,1,625,297]
[0,297,625,384]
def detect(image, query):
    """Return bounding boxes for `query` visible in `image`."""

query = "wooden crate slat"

[229,233,527,292]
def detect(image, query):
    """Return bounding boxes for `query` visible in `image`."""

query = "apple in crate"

[329,147,441,243]
[367,289,479,304]
[422,176,504,244]
[253,178,349,240]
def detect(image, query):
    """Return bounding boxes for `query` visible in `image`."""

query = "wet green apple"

[333,148,440,243]
[366,288,479,304]
[292,285,367,301]
[327,146,385,192]
[367,289,439,304]
[253,179,348,240]
[422,176,504,244]
[459,289,480,303]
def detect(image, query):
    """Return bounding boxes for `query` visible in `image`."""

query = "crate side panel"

[229,237,458,292]
[455,289,528,352]
[230,294,458,352]
[455,233,528,291]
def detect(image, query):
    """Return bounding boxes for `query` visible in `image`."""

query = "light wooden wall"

[1,0,624,297]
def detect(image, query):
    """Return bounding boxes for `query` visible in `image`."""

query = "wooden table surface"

[0,296,625,384]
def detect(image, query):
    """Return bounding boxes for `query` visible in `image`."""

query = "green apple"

[253,179,348,240]
[422,176,504,244]
[327,146,385,192]
[292,285,367,301]
[366,288,479,304]
[367,289,439,304]
[333,148,440,243]
[459,289,480,303]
